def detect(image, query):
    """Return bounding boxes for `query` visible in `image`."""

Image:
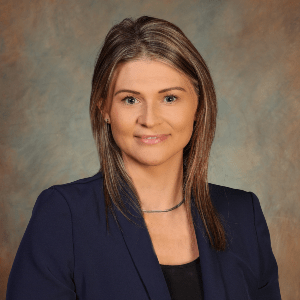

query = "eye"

[121,94,179,105]
[164,94,178,104]
[121,95,138,105]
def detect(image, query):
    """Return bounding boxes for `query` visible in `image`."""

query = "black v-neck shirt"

[160,256,203,300]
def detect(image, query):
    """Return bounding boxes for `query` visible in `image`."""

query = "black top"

[160,256,203,300]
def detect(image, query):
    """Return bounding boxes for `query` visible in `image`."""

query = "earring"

[105,118,110,123]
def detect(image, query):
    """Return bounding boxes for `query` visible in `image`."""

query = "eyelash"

[121,94,179,105]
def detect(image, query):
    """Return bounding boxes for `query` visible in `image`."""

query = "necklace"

[142,198,185,213]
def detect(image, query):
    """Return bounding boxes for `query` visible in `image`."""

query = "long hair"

[89,16,227,251]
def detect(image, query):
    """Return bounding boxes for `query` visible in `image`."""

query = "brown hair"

[89,16,227,251]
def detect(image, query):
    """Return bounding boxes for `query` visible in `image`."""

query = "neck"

[123,154,184,213]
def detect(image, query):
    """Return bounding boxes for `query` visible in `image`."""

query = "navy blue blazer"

[6,172,281,300]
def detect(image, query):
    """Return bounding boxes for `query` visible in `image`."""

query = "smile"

[136,135,170,145]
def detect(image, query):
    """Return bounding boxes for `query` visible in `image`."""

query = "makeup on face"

[136,134,170,145]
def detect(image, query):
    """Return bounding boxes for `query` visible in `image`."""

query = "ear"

[97,97,112,121]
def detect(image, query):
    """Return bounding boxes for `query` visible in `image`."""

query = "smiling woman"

[90,18,223,256]
[6,16,281,300]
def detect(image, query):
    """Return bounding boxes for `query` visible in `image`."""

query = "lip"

[136,134,170,145]
[139,134,169,139]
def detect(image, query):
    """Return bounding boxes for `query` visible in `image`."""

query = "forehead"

[109,59,194,94]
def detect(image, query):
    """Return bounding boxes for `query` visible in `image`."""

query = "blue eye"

[122,96,137,105]
[121,94,178,105]
[164,94,178,103]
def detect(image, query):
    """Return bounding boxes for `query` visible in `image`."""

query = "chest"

[143,212,199,265]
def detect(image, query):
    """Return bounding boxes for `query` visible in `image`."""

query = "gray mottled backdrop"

[1,0,299,299]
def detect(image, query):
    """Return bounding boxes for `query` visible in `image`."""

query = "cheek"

[110,111,133,146]
[173,114,194,133]
[173,118,195,146]
[111,120,130,144]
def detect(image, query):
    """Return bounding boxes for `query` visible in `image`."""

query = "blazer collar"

[112,182,229,300]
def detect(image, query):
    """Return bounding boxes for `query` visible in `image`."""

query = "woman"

[6,16,281,300]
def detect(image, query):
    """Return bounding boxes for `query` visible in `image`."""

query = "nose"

[138,101,162,127]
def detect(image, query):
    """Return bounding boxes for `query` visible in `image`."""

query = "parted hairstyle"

[89,16,227,251]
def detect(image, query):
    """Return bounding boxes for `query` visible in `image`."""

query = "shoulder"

[50,171,103,190]
[46,172,104,200]
[207,182,260,225]
[34,172,104,215]
[208,182,253,206]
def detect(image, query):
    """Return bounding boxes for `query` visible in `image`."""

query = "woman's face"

[100,59,198,168]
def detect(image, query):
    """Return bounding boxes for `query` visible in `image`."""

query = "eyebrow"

[114,86,187,97]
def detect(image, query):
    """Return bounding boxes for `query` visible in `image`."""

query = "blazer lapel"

[191,192,228,299]
[113,184,172,300]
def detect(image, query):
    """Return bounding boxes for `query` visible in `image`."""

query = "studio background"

[1,0,299,299]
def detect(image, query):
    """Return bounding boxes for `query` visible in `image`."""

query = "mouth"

[137,134,169,139]
[136,134,170,145]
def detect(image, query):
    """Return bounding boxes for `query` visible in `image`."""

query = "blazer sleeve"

[6,187,76,300]
[249,191,281,300]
